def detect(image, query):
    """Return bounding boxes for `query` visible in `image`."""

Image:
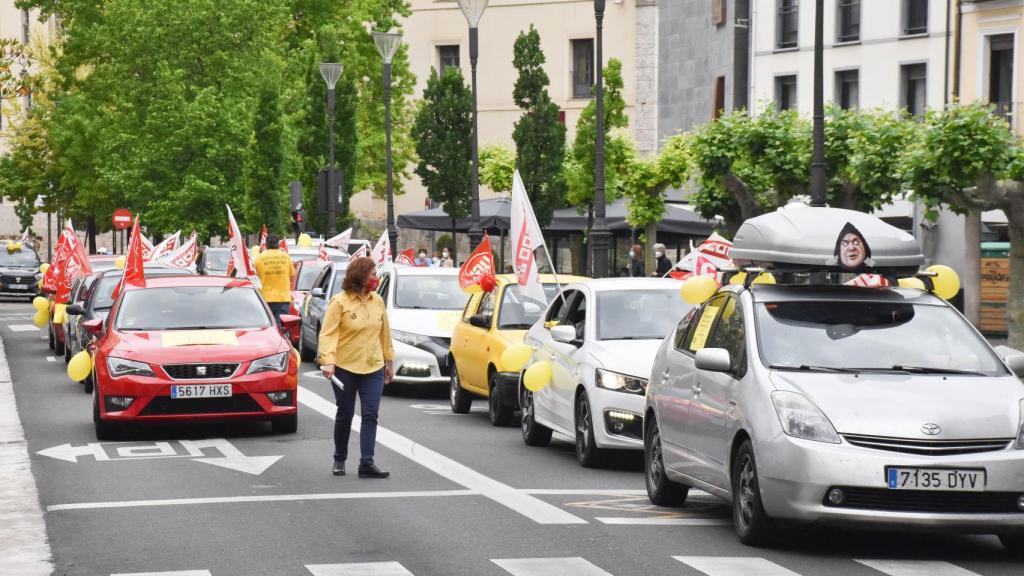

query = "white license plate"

[8,284,28,290]
[170,384,232,399]
[886,467,986,491]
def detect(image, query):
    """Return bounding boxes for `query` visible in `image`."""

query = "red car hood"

[110,327,286,364]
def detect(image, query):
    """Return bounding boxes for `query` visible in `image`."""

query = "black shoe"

[332,461,345,476]
[358,463,390,478]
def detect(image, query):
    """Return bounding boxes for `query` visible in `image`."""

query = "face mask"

[365,276,380,291]
[442,252,449,258]
[419,254,427,260]
[655,251,664,259]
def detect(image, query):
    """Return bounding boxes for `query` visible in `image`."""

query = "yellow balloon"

[115,255,126,270]
[52,303,67,325]
[721,297,737,320]
[728,272,746,285]
[39,263,49,275]
[32,296,48,311]
[681,275,719,305]
[752,272,776,285]
[926,264,960,301]
[501,344,533,373]
[32,309,47,328]
[6,244,15,254]
[462,283,482,294]
[297,233,313,248]
[897,277,926,291]
[250,245,261,256]
[523,360,552,392]
[67,351,93,382]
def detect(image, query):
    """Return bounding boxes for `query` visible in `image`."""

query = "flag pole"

[536,240,568,308]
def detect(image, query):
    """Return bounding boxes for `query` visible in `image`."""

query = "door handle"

[691,383,702,397]
[659,370,670,386]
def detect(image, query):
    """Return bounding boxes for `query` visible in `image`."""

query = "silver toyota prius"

[643,282,1024,549]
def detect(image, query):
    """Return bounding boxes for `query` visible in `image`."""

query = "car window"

[497,284,551,329]
[478,292,495,319]
[682,294,727,353]
[330,269,346,297]
[596,290,692,341]
[295,263,325,291]
[462,293,482,322]
[545,289,576,324]
[203,249,231,270]
[673,309,697,351]
[0,249,40,268]
[564,292,587,340]
[706,295,746,377]
[377,273,391,305]
[316,267,331,292]
[394,274,467,310]
[115,286,271,330]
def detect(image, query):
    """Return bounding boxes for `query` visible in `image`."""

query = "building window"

[571,38,595,99]
[438,45,460,75]
[775,75,798,111]
[777,0,799,49]
[835,69,859,110]
[901,63,927,117]
[836,0,860,43]
[902,0,928,36]
[989,35,1015,122]
[713,76,726,119]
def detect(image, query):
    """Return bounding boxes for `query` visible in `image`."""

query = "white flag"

[160,231,198,271]
[352,245,368,259]
[140,235,155,261]
[511,170,548,304]
[324,228,352,249]
[225,205,255,277]
[370,230,391,266]
[145,230,180,263]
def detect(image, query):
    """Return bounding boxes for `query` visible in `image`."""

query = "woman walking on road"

[318,257,394,479]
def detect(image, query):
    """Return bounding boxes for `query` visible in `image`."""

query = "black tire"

[54,330,65,356]
[83,371,93,394]
[92,387,118,441]
[64,339,72,364]
[48,323,55,350]
[645,417,688,506]
[574,390,605,468]
[520,384,552,447]
[298,329,315,362]
[488,373,514,427]
[732,439,774,546]
[271,414,298,434]
[449,362,472,414]
[999,533,1024,555]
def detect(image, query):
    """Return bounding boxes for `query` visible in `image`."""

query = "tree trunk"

[645,222,658,276]
[724,172,764,222]
[86,214,97,255]
[1007,203,1024,351]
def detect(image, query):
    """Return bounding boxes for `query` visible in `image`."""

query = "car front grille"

[139,394,263,415]
[842,434,1012,456]
[162,363,239,380]
[824,487,1024,514]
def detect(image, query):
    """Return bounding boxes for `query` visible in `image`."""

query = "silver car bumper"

[755,433,1024,531]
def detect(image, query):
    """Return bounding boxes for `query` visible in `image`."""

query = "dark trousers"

[268,302,290,323]
[331,367,385,466]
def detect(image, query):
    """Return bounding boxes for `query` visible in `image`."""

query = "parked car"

[0,241,41,302]
[521,278,691,467]
[197,246,231,276]
[88,255,120,273]
[80,275,300,440]
[449,274,585,425]
[297,261,349,362]
[288,259,328,347]
[61,274,96,363]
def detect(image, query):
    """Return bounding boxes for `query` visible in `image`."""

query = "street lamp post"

[457,0,489,251]
[591,0,612,278]
[319,62,343,236]
[810,0,827,207]
[373,31,404,254]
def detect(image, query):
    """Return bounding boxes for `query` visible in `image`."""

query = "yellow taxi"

[449,274,586,426]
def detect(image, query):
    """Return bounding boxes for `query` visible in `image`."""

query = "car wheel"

[732,439,774,546]
[48,323,55,351]
[488,373,514,427]
[54,331,65,356]
[645,417,688,506]
[298,330,315,363]
[92,386,118,441]
[520,383,552,447]
[83,371,93,394]
[575,390,605,468]
[449,363,472,414]
[999,533,1024,555]
[271,414,298,434]
[64,340,72,364]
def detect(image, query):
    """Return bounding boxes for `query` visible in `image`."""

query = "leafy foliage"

[479,144,516,194]
[411,66,472,220]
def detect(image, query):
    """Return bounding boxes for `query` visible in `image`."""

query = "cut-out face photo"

[834,223,871,271]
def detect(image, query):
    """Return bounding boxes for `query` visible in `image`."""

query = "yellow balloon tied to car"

[67,351,92,382]
[897,277,926,290]
[32,309,47,328]
[115,255,126,270]
[39,263,49,276]
[501,344,533,373]
[297,233,313,248]
[681,275,718,305]
[523,360,552,392]
[32,296,48,311]
[926,264,960,300]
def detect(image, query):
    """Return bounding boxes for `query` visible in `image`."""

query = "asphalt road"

[2,301,1022,576]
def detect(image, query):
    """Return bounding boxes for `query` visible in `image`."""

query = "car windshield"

[597,290,691,340]
[92,276,123,310]
[296,263,326,291]
[395,274,467,310]
[756,301,1006,375]
[0,249,40,268]
[115,286,271,330]
[204,249,230,270]
[498,284,562,329]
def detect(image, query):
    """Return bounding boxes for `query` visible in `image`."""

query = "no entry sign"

[111,208,132,230]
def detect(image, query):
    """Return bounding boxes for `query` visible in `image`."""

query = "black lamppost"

[457,0,489,251]
[810,0,827,207]
[373,31,404,253]
[590,0,611,278]
[319,62,343,236]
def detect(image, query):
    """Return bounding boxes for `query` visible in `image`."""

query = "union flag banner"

[352,245,368,259]
[325,228,352,249]
[140,235,155,261]
[370,231,390,266]
[458,233,495,291]
[259,224,268,252]
[845,274,890,288]
[395,249,415,266]
[42,223,75,294]
[55,227,92,304]
[225,205,255,278]
[511,170,547,304]
[317,241,329,262]
[112,217,146,299]
[161,231,199,271]
[146,231,180,263]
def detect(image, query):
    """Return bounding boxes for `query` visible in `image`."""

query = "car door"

[531,290,577,432]
[452,292,482,391]
[689,293,747,490]
[304,267,331,345]
[656,307,702,475]
[550,290,588,433]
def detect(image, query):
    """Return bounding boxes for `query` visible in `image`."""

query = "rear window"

[115,286,271,331]
[0,249,40,268]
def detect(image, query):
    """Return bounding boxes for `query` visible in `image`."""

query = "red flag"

[396,249,415,266]
[259,225,268,252]
[55,232,93,304]
[42,225,74,293]
[279,238,289,254]
[458,233,495,291]
[317,241,329,262]
[112,217,146,299]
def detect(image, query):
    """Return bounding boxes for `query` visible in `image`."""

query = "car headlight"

[596,369,647,395]
[771,391,840,444]
[246,352,289,375]
[107,357,155,378]
[1016,399,1024,450]
[392,330,430,347]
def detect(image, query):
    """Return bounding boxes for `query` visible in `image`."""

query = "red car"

[82,275,300,439]
[288,259,328,346]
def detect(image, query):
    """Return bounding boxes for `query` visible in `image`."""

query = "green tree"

[621,134,691,272]
[480,144,516,193]
[511,25,566,227]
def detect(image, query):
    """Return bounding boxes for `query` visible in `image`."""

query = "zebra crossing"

[109,555,1004,576]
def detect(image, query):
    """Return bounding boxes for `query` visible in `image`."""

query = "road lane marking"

[306,562,415,576]
[113,571,212,576]
[45,356,55,362]
[36,438,282,475]
[856,560,982,576]
[597,517,730,526]
[523,489,647,496]
[47,489,476,511]
[299,385,587,525]
[493,557,614,576]
[8,324,39,332]
[675,557,802,576]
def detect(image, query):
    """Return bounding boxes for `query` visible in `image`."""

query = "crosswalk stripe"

[46,356,55,362]
[305,562,414,576]
[856,560,982,576]
[596,517,730,526]
[112,571,212,576]
[675,556,802,576]
[493,557,615,576]
[8,324,39,332]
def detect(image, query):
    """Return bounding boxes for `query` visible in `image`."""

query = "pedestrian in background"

[439,248,454,268]
[318,257,394,479]
[628,244,645,277]
[414,249,430,267]
[430,251,441,267]
[254,234,294,322]
[651,243,672,277]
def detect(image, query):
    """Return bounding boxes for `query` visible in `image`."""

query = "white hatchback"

[521,278,692,467]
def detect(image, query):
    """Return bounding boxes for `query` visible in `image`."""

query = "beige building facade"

[958,0,1024,134]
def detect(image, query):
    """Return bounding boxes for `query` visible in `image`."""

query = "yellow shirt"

[318,290,395,374]
[254,249,295,303]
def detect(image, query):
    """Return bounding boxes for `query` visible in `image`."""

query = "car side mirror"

[65,304,85,316]
[695,348,732,373]
[469,314,491,329]
[278,314,301,331]
[82,319,103,335]
[551,325,579,346]
[1003,354,1024,377]
[311,288,325,299]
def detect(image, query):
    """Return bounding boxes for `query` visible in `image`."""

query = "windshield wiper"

[770,364,860,374]
[890,365,985,376]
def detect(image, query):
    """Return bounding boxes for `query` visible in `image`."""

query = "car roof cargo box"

[730,206,924,275]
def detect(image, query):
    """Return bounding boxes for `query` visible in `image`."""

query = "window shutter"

[712,0,726,26]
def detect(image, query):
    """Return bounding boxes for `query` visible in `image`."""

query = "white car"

[376,264,469,385]
[521,278,693,467]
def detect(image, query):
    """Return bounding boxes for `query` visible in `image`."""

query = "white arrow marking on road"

[36,439,280,476]
[37,443,110,463]
[179,438,282,476]
[113,571,212,576]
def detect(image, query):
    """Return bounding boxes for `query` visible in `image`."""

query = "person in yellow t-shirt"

[254,234,295,322]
